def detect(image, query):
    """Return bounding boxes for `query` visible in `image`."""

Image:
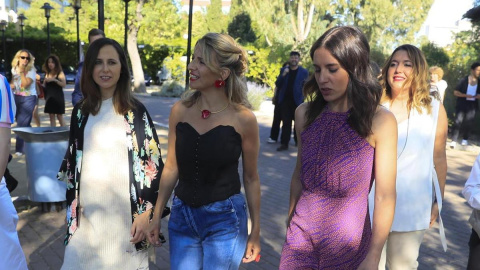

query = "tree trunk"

[291,0,314,45]
[127,0,146,93]
[297,0,305,42]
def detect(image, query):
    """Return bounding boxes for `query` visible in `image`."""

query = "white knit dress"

[61,98,149,270]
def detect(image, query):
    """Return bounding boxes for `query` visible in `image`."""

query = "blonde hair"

[381,44,432,114]
[11,50,35,73]
[182,33,251,109]
[429,66,444,80]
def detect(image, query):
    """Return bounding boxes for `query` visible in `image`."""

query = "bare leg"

[49,114,56,127]
[33,105,41,127]
[57,114,66,127]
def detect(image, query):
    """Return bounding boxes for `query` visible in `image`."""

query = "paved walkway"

[6,86,475,269]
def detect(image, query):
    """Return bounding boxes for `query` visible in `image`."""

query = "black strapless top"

[174,122,242,207]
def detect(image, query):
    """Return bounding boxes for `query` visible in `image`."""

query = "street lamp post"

[0,20,6,63]
[98,0,104,31]
[41,3,54,56]
[185,0,193,89]
[18,14,26,49]
[73,0,81,64]
[124,0,131,52]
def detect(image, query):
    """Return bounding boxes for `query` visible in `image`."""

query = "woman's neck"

[197,92,229,111]
[390,87,409,103]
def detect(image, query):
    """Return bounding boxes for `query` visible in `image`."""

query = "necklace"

[198,102,229,119]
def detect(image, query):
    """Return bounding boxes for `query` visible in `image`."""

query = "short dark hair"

[81,38,136,116]
[471,62,480,70]
[88,29,105,41]
[290,51,300,57]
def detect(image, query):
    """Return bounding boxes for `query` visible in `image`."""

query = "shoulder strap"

[430,98,447,251]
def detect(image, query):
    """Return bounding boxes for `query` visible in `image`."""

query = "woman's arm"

[359,108,397,269]
[287,103,307,224]
[463,154,480,210]
[0,127,10,178]
[20,69,34,89]
[430,103,448,227]
[55,72,67,88]
[238,108,261,263]
[146,102,182,245]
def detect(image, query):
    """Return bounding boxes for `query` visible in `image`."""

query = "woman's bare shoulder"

[372,106,397,133]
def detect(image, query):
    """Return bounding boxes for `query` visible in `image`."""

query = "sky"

[423,0,474,26]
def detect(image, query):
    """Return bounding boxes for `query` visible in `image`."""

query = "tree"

[227,13,256,44]
[333,0,434,51]
[421,42,449,68]
[127,0,184,93]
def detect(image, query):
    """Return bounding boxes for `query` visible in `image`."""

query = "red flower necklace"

[198,102,229,119]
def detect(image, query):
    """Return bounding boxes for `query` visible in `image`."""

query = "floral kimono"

[57,100,163,251]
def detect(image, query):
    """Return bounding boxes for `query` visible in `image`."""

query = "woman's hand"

[146,212,163,246]
[130,210,151,244]
[357,253,380,270]
[242,232,261,263]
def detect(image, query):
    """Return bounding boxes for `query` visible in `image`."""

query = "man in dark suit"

[274,51,309,151]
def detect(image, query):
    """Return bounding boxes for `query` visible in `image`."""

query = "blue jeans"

[14,95,37,153]
[168,194,247,270]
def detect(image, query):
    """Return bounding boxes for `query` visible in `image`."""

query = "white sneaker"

[461,140,468,146]
[14,152,23,157]
[449,141,456,149]
[266,138,276,144]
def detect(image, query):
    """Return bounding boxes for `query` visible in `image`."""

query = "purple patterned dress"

[280,109,374,269]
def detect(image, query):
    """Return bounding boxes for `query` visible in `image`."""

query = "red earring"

[215,79,225,88]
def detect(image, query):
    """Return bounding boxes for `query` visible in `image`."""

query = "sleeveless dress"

[280,109,374,269]
[44,75,65,114]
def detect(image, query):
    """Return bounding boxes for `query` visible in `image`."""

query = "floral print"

[58,101,163,251]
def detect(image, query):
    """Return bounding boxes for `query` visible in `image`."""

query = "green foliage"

[163,52,186,83]
[421,42,450,67]
[139,45,170,78]
[370,46,387,68]
[205,0,228,34]
[228,13,256,45]
[244,46,283,91]
[443,23,480,118]
[15,0,185,81]
[334,0,434,52]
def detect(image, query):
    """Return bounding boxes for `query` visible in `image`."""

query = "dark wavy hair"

[303,26,381,138]
[42,54,63,76]
[81,38,136,115]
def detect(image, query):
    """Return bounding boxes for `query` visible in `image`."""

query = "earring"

[215,79,225,88]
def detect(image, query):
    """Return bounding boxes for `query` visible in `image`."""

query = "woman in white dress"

[58,38,164,269]
[0,73,28,270]
[370,44,448,269]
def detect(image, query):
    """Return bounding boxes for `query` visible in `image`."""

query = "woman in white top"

[10,50,37,156]
[463,154,480,269]
[0,73,28,270]
[59,38,164,270]
[429,66,448,103]
[370,44,448,269]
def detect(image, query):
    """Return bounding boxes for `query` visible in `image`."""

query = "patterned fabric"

[57,100,163,251]
[280,109,374,269]
[11,68,37,96]
[0,74,15,126]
